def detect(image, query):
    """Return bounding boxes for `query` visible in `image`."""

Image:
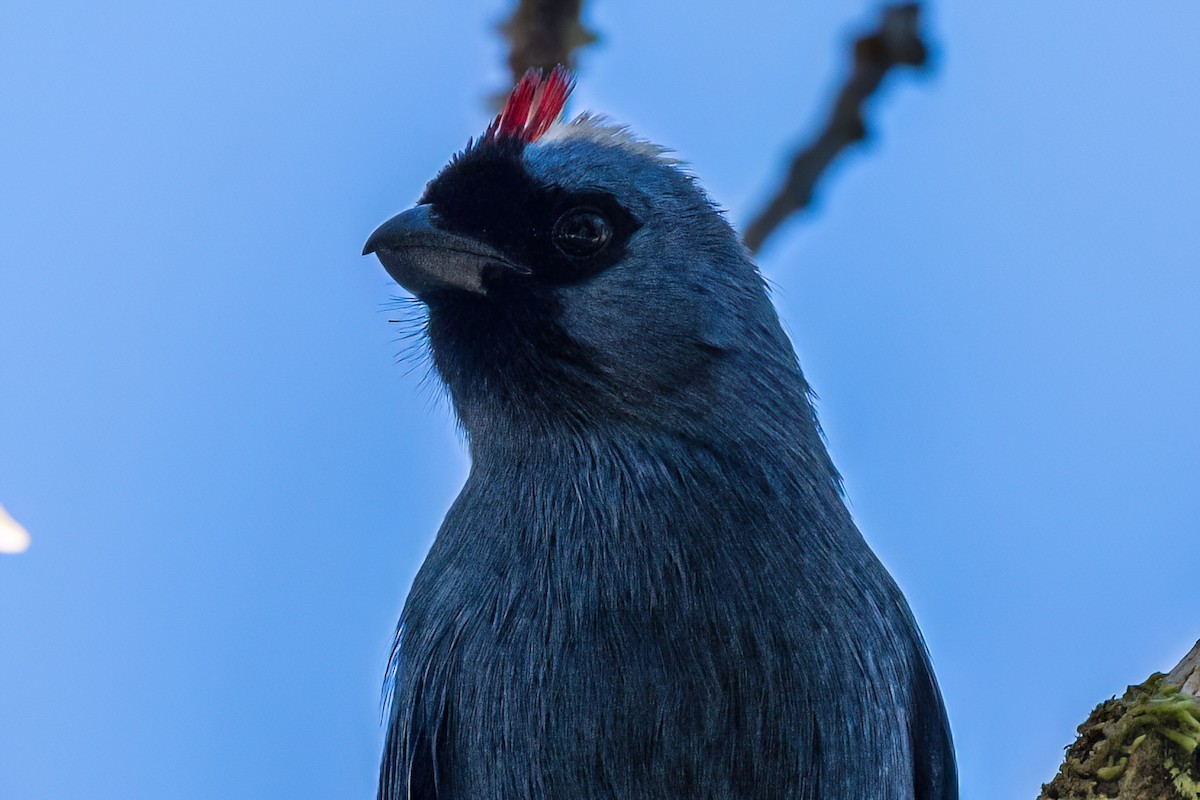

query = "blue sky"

[2,2,1198,798]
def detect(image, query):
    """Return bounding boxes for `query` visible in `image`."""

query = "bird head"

[365,68,803,446]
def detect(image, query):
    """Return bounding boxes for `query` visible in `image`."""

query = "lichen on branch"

[1040,642,1200,800]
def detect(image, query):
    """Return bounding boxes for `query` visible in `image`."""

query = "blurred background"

[2,2,1198,798]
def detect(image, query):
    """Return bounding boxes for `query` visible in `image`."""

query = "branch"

[498,0,597,90]
[742,3,928,254]
[1038,640,1200,800]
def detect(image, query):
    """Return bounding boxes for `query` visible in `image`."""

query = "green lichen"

[1175,763,1199,797]
[1067,676,1200,782]
[1040,674,1200,799]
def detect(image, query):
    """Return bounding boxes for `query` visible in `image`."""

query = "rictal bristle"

[484,65,574,144]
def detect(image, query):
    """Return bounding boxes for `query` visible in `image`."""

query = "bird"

[363,66,957,800]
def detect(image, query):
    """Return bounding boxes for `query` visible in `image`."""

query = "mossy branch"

[1040,641,1200,800]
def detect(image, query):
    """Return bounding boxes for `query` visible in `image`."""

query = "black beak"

[362,205,527,297]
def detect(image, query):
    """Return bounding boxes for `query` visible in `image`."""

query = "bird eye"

[552,207,613,258]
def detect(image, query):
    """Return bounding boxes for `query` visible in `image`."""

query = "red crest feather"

[484,65,574,144]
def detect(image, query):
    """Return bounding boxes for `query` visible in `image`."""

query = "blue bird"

[363,67,957,800]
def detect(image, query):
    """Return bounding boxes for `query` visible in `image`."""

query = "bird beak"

[362,205,527,297]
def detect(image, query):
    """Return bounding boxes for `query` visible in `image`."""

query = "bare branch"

[498,0,597,89]
[742,3,929,254]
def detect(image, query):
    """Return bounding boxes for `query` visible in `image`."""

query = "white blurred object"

[0,503,31,554]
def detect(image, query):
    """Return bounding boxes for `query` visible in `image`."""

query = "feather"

[484,65,575,144]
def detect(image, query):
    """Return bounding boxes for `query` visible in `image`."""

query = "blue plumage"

[365,97,956,799]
